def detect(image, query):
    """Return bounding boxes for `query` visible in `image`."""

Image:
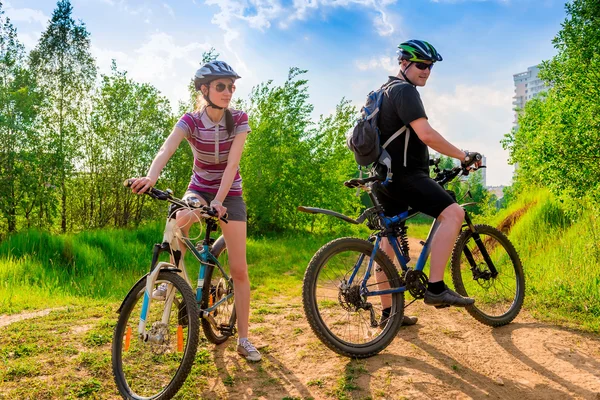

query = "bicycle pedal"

[219,324,234,336]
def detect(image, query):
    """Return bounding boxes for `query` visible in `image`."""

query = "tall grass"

[497,191,600,331]
[2,193,597,332]
[0,218,394,313]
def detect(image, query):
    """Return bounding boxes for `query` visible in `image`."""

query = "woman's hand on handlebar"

[210,199,228,219]
[129,176,157,194]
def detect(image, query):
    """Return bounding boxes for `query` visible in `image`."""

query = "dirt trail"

[210,238,600,400]
[2,238,599,399]
[0,308,64,328]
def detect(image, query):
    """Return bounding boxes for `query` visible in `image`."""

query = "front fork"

[138,261,180,343]
[461,212,499,278]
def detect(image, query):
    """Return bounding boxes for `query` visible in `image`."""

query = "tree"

[241,68,316,232]
[306,98,362,230]
[83,61,173,228]
[29,0,96,232]
[0,3,46,234]
[503,0,600,207]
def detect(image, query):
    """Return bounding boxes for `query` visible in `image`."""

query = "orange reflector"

[177,325,184,352]
[209,294,214,307]
[125,326,132,351]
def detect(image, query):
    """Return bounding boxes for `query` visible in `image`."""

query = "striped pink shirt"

[176,108,251,196]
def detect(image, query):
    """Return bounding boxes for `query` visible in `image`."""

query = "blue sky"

[4,0,567,186]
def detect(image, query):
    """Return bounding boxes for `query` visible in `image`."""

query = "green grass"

[1,193,599,332]
[0,218,431,314]
[497,190,600,332]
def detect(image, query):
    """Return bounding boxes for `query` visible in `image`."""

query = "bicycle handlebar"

[123,179,228,223]
[344,160,486,189]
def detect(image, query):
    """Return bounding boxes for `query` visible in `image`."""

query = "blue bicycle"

[112,181,235,400]
[299,160,525,358]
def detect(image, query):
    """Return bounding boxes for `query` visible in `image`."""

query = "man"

[377,40,481,325]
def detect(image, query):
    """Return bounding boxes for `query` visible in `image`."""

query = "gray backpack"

[346,80,409,180]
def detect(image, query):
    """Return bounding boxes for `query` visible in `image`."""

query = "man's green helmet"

[397,39,443,62]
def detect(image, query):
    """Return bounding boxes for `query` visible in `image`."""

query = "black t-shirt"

[378,76,429,175]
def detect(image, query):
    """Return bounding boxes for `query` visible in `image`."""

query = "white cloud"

[3,3,48,27]
[421,83,515,185]
[92,32,213,108]
[203,0,397,49]
[355,55,398,73]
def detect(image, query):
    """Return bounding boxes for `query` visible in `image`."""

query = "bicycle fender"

[116,267,182,314]
[211,235,226,257]
[297,206,359,224]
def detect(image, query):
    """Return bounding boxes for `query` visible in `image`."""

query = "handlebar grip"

[462,152,482,168]
[123,178,135,187]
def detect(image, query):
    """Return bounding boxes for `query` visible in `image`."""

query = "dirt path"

[209,238,600,399]
[2,238,599,399]
[0,308,64,329]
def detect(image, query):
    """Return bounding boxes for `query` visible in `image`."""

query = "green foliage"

[28,0,97,233]
[79,61,175,228]
[0,6,47,234]
[242,68,362,232]
[503,0,600,210]
[504,190,600,331]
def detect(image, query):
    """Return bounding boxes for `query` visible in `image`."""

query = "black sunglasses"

[212,82,236,93]
[414,62,434,71]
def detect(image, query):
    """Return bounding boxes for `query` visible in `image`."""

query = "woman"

[129,60,261,362]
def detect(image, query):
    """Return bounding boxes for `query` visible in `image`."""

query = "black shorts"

[373,171,455,219]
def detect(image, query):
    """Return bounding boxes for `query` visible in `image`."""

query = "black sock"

[382,307,391,319]
[427,280,446,295]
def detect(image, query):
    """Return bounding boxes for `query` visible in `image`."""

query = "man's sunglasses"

[414,62,434,71]
[212,82,236,93]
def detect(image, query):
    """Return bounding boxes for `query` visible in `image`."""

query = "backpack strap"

[380,80,410,150]
[381,125,407,149]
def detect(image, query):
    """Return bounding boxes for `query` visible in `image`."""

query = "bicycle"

[298,159,525,358]
[111,180,236,400]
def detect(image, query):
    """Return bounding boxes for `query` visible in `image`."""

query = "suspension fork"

[462,212,499,277]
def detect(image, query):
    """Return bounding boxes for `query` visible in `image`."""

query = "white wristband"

[210,199,222,208]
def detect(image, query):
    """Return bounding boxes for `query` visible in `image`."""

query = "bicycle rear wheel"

[303,237,404,358]
[201,237,236,344]
[451,224,525,326]
[112,271,200,400]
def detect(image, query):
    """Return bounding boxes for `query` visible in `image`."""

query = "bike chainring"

[404,269,428,299]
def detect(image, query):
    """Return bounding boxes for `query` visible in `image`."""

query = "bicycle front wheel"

[451,224,525,327]
[201,236,236,344]
[112,271,200,400]
[303,237,404,358]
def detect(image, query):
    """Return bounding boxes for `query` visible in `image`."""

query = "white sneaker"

[152,283,168,300]
[237,339,262,362]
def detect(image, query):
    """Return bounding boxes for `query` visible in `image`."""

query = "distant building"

[486,185,505,200]
[512,65,550,128]
[480,154,487,187]
[512,65,551,174]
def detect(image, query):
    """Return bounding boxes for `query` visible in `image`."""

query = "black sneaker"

[380,307,418,328]
[424,285,475,308]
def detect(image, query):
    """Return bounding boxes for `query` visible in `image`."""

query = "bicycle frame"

[134,205,233,340]
[344,181,497,299]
